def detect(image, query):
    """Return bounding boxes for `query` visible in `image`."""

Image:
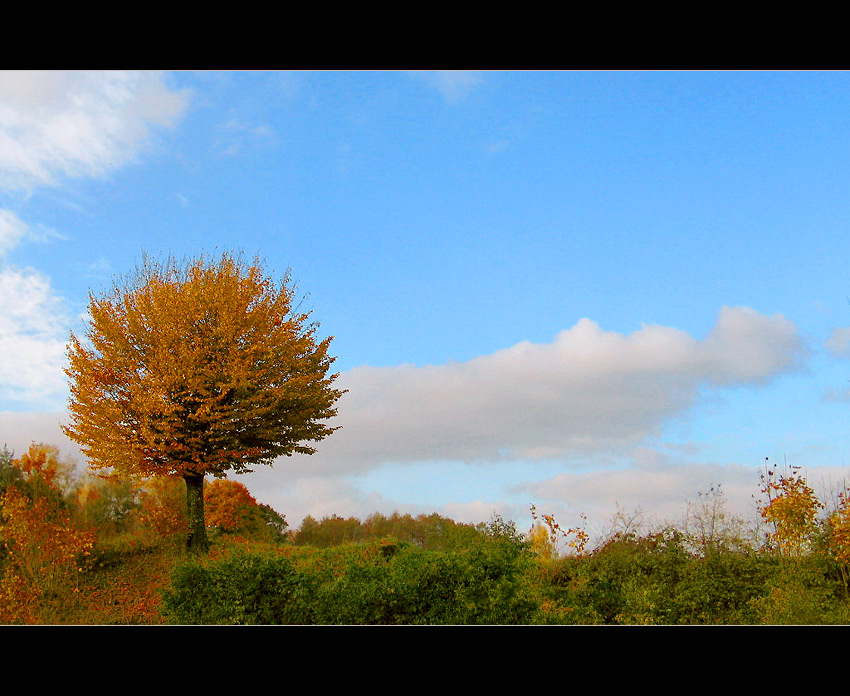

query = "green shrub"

[544,532,789,624]
[161,551,317,624]
[312,543,540,625]
[161,524,543,624]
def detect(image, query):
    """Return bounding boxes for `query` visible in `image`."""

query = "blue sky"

[3,70,850,540]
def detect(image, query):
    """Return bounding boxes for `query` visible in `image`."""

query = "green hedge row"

[541,532,850,625]
[161,528,850,624]
[161,532,541,625]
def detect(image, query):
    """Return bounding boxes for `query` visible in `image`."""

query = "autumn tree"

[757,459,824,557]
[204,479,264,535]
[62,252,345,552]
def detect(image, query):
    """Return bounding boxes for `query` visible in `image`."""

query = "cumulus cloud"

[292,306,805,475]
[0,71,189,409]
[0,70,189,192]
[0,209,70,410]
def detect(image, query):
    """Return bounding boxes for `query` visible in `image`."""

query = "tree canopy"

[62,252,345,551]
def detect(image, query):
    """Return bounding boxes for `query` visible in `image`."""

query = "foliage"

[162,519,541,625]
[681,484,758,555]
[529,504,589,558]
[749,555,850,624]
[162,550,317,625]
[544,531,779,624]
[6,437,850,624]
[74,474,139,537]
[527,523,556,560]
[62,252,344,551]
[292,510,485,550]
[257,503,289,542]
[0,443,95,624]
[133,476,188,542]
[204,479,265,535]
[758,459,824,557]
[827,491,850,560]
[0,445,23,496]
[6,442,77,507]
[294,514,366,547]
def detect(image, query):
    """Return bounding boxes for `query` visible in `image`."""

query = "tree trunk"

[184,473,209,553]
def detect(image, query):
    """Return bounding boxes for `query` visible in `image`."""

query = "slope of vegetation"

[4,443,850,624]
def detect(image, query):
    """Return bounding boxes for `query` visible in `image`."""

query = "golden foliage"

[529,504,589,558]
[0,444,95,624]
[62,252,345,482]
[757,460,823,557]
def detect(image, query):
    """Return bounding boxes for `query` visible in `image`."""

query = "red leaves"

[204,479,263,534]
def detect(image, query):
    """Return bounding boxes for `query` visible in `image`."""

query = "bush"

[162,551,317,624]
[161,523,543,625]
[545,532,789,624]
[312,543,540,625]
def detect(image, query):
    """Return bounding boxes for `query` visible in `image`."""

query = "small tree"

[63,252,345,552]
[757,459,823,557]
[204,479,264,535]
[681,485,756,555]
[529,504,589,558]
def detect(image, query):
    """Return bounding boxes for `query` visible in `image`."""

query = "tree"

[681,485,756,555]
[757,459,823,557]
[204,479,264,535]
[825,489,850,591]
[62,252,345,552]
[529,504,589,558]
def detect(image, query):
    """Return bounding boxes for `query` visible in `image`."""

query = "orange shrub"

[204,479,263,534]
[0,444,95,623]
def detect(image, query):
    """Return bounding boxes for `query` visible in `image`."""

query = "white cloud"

[212,116,275,156]
[0,209,27,256]
[699,306,805,385]
[0,208,64,258]
[521,448,760,532]
[0,265,70,409]
[0,70,189,192]
[293,306,805,475]
[0,71,189,409]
